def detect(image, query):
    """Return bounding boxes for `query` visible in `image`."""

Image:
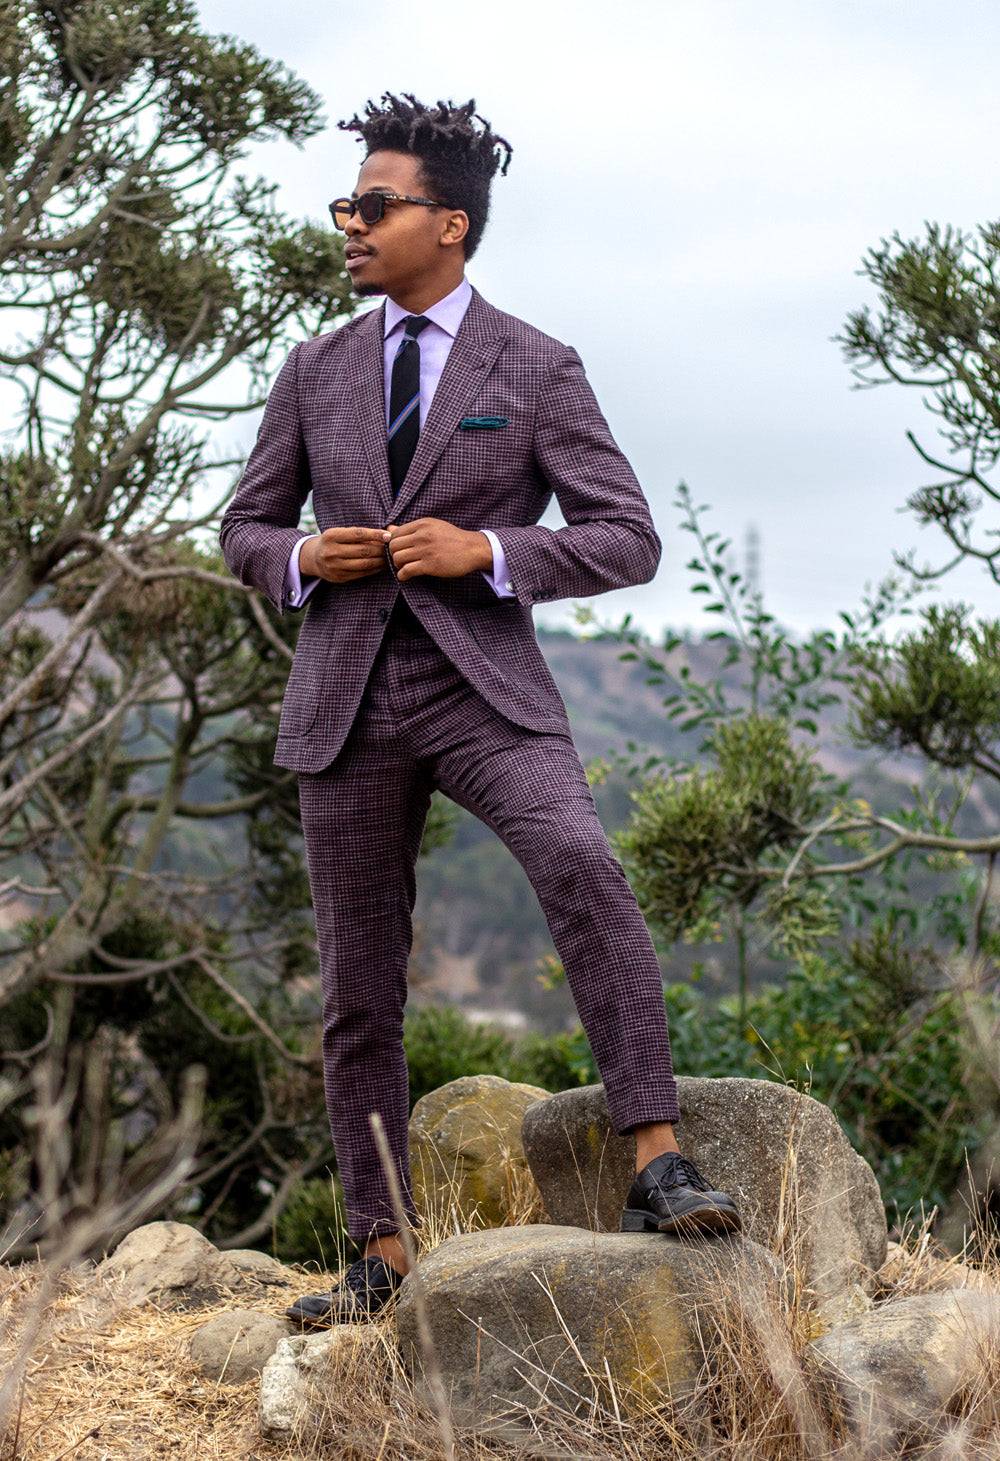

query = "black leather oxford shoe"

[285,1256,404,1328]
[621,1152,742,1236]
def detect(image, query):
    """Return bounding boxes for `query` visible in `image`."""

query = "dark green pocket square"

[459,416,509,430]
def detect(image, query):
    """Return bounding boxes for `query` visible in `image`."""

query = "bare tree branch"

[189,955,316,1068]
[0,572,122,728]
[0,679,155,830]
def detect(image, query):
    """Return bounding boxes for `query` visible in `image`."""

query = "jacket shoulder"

[293,309,380,365]
[473,294,576,362]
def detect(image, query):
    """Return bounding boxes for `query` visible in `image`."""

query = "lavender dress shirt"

[283,276,513,608]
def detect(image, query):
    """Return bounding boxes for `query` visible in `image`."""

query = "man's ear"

[440,209,469,249]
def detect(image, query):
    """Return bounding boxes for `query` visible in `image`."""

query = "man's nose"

[344,208,368,239]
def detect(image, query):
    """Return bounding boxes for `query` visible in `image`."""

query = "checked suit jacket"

[219,288,662,774]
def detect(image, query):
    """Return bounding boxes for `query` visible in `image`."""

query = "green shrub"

[402,1004,598,1107]
[516,1026,598,1090]
[403,1005,524,1108]
[274,1173,351,1269]
[661,954,984,1227]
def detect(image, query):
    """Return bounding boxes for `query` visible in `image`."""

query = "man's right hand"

[299,527,391,584]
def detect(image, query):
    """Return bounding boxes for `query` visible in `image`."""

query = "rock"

[258,1327,386,1440]
[521,1079,887,1305]
[409,1074,549,1230]
[97,1221,243,1305]
[225,1249,297,1286]
[814,1283,873,1330]
[97,1225,301,1307]
[189,1307,293,1383]
[396,1223,783,1429]
[811,1290,1000,1449]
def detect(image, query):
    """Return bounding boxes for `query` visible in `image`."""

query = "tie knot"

[403,315,431,341]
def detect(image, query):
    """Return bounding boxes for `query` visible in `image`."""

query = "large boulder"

[409,1074,549,1230]
[811,1290,1000,1450]
[189,1307,293,1383]
[97,1222,298,1307]
[395,1223,783,1429]
[521,1079,886,1308]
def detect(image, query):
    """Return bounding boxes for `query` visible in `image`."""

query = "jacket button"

[378,608,389,623]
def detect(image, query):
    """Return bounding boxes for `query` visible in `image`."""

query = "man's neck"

[385,272,466,315]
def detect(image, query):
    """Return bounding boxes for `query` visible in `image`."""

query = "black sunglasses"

[328,191,446,230]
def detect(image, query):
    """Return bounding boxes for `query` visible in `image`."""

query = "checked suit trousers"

[298,610,681,1242]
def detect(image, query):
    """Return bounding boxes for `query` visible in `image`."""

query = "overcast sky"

[196,0,1000,636]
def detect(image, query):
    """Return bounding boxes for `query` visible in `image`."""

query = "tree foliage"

[0,0,355,1255]
[841,222,1000,584]
[0,0,348,625]
[852,607,1000,779]
[617,715,825,944]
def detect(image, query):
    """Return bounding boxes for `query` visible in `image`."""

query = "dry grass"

[0,1266,265,1461]
[2,1199,1000,1461]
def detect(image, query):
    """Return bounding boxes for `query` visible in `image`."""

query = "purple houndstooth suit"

[220,287,681,1241]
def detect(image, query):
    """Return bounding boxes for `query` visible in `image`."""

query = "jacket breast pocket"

[446,418,533,486]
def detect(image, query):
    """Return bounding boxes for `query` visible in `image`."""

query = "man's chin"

[353,281,387,298]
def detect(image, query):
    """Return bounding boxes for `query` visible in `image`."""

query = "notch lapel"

[348,305,394,513]
[392,293,507,518]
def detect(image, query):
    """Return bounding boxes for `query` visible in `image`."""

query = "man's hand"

[299,527,390,584]
[386,519,493,581]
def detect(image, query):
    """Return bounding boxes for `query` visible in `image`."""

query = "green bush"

[660,951,984,1227]
[402,1004,598,1108]
[274,1173,351,1269]
[403,1005,525,1108]
[516,1026,598,1090]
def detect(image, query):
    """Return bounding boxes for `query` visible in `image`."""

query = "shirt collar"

[384,277,472,339]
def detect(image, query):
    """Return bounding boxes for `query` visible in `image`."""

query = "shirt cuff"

[284,536,321,609]
[480,530,515,598]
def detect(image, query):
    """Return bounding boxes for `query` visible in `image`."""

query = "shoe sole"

[286,1309,353,1329]
[286,1291,401,1328]
[620,1202,743,1236]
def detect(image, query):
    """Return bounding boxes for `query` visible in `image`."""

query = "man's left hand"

[386,519,493,580]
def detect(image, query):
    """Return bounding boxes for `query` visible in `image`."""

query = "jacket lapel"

[348,304,394,512]
[392,290,507,518]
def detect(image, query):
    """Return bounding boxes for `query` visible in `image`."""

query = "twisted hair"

[338,94,512,259]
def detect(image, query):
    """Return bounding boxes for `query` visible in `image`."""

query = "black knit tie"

[387,315,431,493]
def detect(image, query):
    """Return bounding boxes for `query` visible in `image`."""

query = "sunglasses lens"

[330,199,353,230]
[357,192,386,224]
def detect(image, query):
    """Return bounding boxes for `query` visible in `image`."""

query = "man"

[221,94,740,1327]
